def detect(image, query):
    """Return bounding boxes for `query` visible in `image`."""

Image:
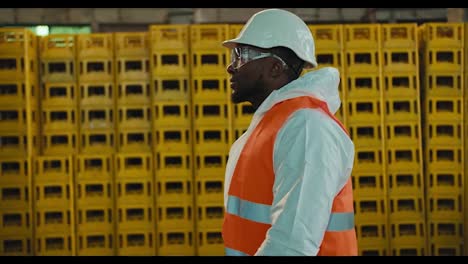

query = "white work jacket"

[224,67,355,256]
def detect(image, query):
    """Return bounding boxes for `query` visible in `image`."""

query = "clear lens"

[230,46,288,70]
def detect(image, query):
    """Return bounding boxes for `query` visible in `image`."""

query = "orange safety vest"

[222,96,357,256]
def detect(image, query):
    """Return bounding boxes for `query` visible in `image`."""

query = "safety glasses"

[230,46,288,70]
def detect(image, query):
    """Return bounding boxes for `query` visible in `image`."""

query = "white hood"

[224,66,343,207]
[256,66,341,116]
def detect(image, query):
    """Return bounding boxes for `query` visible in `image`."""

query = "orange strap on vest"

[223,96,357,256]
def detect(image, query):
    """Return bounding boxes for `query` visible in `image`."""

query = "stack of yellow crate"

[114,32,155,255]
[114,153,155,255]
[40,35,78,156]
[420,23,465,256]
[343,24,388,256]
[381,24,426,255]
[75,33,116,256]
[75,153,114,255]
[0,28,38,256]
[34,156,75,255]
[465,23,468,257]
[149,25,195,256]
[37,34,77,256]
[190,24,230,256]
[77,34,115,154]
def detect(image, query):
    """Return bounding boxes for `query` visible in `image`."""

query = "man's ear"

[270,60,284,78]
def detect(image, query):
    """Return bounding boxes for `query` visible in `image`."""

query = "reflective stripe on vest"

[222,96,358,256]
[226,194,355,232]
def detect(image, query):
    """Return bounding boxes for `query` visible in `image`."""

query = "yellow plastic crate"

[76,231,115,256]
[385,98,420,123]
[383,73,419,98]
[387,170,423,197]
[156,179,193,205]
[153,102,191,128]
[41,82,77,108]
[195,178,223,204]
[157,203,194,230]
[115,57,149,82]
[76,206,114,233]
[389,220,426,246]
[116,205,154,231]
[117,129,152,153]
[425,97,463,122]
[386,146,422,171]
[77,33,113,59]
[195,203,224,229]
[117,106,151,130]
[151,75,189,102]
[42,132,77,156]
[344,24,381,50]
[381,23,417,49]
[0,158,29,185]
[40,58,76,83]
[151,50,189,76]
[75,180,113,207]
[196,229,224,256]
[150,24,189,51]
[79,130,115,156]
[78,82,114,107]
[351,171,386,198]
[345,50,380,74]
[194,152,228,177]
[309,24,344,51]
[154,152,192,181]
[34,208,73,235]
[0,184,30,210]
[153,128,191,153]
[42,108,77,133]
[78,58,114,83]
[191,49,229,76]
[0,80,38,107]
[385,122,420,147]
[353,147,384,172]
[0,234,32,256]
[346,98,382,124]
[193,102,229,127]
[427,170,463,195]
[0,209,31,236]
[75,154,113,181]
[157,228,195,256]
[426,146,463,171]
[191,75,228,102]
[382,49,418,73]
[114,32,148,58]
[190,24,229,50]
[115,179,154,205]
[388,196,425,221]
[117,81,150,106]
[348,123,382,148]
[425,72,463,98]
[34,234,74,256]
[114,152,152,179]
[193,126,230,153]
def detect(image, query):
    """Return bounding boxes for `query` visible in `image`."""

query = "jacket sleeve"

[254,108,355,256]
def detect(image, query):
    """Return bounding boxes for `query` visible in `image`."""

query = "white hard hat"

[223,9,317,68]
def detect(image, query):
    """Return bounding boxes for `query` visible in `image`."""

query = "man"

[221,9,358,256]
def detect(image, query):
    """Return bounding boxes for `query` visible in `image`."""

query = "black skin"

[227,45,290,111]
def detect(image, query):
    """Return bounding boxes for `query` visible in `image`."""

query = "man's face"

[227,45,273,104]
